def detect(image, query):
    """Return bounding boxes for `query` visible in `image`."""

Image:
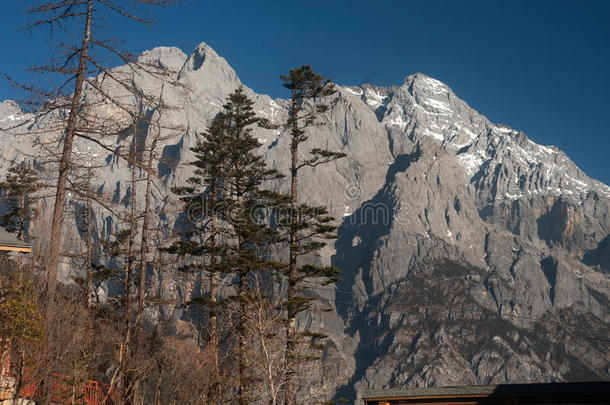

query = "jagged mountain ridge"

[1,42,609,403]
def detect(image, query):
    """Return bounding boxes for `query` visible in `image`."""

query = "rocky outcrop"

[1,43,608,403]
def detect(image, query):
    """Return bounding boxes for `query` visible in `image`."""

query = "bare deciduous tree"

[13,0,178,309]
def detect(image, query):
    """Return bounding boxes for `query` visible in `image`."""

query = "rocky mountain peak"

[404,72,451,96]
[0,42,608,403]
[177,42,241,101]
[0,100,25,126]
[137,46,188,72]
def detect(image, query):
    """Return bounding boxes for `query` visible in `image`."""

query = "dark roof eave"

[362,382,610,400]
[0,243,31,248]
[0,226,31,250]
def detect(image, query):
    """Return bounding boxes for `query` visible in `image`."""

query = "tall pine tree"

[169,86,283,404]
[279,65,346,405]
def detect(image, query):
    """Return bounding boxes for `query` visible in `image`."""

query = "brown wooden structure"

[0,226,31,253]
[362,382,610,404]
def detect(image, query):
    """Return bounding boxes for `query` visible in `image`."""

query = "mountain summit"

[1,42,608,403]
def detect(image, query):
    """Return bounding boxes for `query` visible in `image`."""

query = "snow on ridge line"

[421,76,449,94]
[364,88,387,107]
[493,126,557,157]
[422,98,454,114]
[493,126,515,134]
[343,87,363,96]
[453,123,478,140]
[529,141,556,155]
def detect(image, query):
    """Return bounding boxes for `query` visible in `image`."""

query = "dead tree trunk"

[119,130,140,405]
[45,0,93,308]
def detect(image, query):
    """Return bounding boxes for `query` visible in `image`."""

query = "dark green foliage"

[93,228,136,312]
[279,66,346,405]
[0,163,41,239]
[279,65,345,322]
[169,86,284,284]
[168,87,286,403]
[280,65,345,156]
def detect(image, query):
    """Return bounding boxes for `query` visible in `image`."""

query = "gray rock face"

[1,43,608,403]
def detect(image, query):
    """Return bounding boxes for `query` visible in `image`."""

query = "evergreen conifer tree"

[0,164,43,400]
[0,164,41,239]
[169,86,283,404]
[279,65,346,405]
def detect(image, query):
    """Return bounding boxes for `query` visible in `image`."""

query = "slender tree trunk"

[133,138,154,405]
[40,5,93,403]
[121,136,139,405]
[284,90,299,405]
[208,182,220,397]
[81,175,99,399]
[19,194,25,239]
[138,140,155,314]
[10,346,25,405]
[45,0,93,308]
[233,165,248,405]
[16,196,25,272]
[258,305,277,405]
[85,184,93,309]
[209,268,218,370]
[238,267,247,405]
[153,357,163,405]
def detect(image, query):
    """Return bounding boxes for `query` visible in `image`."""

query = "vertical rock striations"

[1,43,608,403]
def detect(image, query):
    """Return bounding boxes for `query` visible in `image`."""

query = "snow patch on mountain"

[1,44,608,402]
[364,88,387,108]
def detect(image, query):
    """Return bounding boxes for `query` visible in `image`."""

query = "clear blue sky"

[1,0,609,185]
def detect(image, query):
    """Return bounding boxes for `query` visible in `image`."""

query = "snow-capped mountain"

[1,42,608,403]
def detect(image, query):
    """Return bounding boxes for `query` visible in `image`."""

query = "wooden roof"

[0,226,31,253]
[362,381,610,403]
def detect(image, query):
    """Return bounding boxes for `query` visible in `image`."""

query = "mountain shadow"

[332,146,420,321]
[331,146,420,402]
[582,235,610,274]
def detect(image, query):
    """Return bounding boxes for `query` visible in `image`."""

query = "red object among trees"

[2,363,119,404]
[1,338,119,403]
